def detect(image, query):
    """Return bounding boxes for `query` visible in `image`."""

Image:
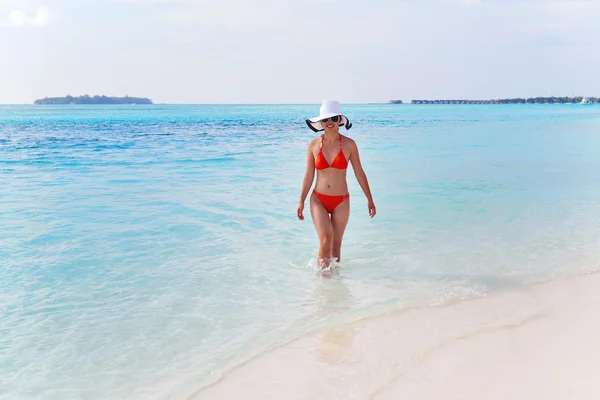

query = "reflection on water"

[310,265,360,365]
[311,264,355,317]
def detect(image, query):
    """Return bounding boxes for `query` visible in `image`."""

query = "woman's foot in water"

[317,257,339,276]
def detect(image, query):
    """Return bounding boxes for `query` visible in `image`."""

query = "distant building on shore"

[386,97,599,105]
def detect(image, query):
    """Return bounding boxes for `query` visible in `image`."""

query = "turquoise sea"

[2,104,600,399]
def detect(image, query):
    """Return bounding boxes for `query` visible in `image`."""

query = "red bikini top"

[315,135,348,170]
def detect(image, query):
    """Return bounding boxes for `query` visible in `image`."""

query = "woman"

[297,100,376,271]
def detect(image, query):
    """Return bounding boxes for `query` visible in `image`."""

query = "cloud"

[4,6,51,27]
[112,0,392,34]
[112,0,322,28]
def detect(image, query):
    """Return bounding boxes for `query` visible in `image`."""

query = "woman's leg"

[310,193,333,268]
[331,197,350,262]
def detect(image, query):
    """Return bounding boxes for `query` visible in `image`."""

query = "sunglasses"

[320,115,341,123]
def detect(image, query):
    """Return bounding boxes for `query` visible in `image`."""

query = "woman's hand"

[297,140,315,222]
[368,200,376,218]
[349,139,376,219]
[297,202,305,221]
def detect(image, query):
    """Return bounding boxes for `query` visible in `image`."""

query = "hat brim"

[305,114,352,133]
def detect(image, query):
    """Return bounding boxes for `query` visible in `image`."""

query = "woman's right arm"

[297,141,315,220]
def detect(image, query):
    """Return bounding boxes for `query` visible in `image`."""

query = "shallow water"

[2,104,600,399]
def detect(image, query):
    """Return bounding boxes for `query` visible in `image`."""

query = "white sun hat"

[305,100,352,133]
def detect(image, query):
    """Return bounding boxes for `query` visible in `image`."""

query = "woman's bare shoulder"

[341,135,357,148]
[307,136,321,149]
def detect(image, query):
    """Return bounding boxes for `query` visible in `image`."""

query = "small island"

[34,95,153,105]
[389,96,599,105]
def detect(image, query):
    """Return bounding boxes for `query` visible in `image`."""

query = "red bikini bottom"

[312,190,350,213]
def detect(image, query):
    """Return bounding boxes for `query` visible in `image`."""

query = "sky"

[0,0,599,104]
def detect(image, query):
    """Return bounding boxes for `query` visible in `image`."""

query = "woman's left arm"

[349,140,376,218]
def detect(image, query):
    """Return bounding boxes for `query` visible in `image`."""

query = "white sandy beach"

[374,270,600,400]
[188,270,600,400]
